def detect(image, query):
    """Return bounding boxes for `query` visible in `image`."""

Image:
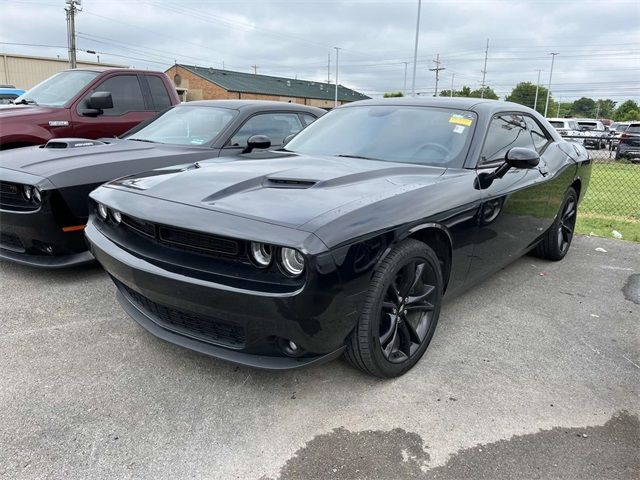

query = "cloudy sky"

[2,0,639,102]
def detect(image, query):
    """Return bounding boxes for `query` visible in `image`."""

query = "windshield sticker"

[452,125,466,134]
[449,114,473,127]
[190,138,206,145]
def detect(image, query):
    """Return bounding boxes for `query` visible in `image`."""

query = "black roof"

[341,97,539,115]
[176,99,326,115]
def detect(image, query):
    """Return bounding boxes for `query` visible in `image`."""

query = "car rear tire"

[533,187,578,261]
[345,239,443,378]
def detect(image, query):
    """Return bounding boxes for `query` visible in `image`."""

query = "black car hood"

[0,139,218,188]
[107,154,447,229]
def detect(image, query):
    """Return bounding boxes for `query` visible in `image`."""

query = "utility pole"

[334,46,341,108]
[544,52,558,117]
[411,0,422,97]
[403,62,408,94]
[429,54,445,97]
[450,73,454,98]
[251,64,259,75]
[65,0,82,69]
[480,38,489,98]
[595,101,601,119]
[533,69,542,112]
[327,52,331,84]
[557,98,561,117]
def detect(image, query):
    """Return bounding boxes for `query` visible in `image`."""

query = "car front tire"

[345,239,443,378]
[534,187,578,261]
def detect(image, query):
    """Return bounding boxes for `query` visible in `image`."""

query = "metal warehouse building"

[0,53,125,90]
[165,64,369,108]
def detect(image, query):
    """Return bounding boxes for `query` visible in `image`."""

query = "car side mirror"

[505,147,540,169]
[476,148,540,190]
[243,135,271,154]
[81,92,113,116]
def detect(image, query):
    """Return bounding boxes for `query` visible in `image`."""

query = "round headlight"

[97,203,108,220]
[23,185,32,200]
[33,188,42,203]
[111,210,122,224]
[250,242,272,267]
[280,248,305,277]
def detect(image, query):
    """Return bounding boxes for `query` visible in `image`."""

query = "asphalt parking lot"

[1,235,638,479]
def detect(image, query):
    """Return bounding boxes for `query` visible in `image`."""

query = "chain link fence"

[563,134,640,242]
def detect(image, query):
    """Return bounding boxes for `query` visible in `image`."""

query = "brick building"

[165,64,368,108]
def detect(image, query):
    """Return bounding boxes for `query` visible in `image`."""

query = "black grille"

[158,226,240,256]
[121,214,155,238]
[0,182,36,211]
[0,231,25,252]
[119,281,245,348]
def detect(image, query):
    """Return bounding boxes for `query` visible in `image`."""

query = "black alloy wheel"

[345,239,443,378]
[379,260,437,363]
[534,187,578,261]
[557,194,577,255]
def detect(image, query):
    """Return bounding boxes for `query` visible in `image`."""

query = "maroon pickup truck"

[0,68,180,150]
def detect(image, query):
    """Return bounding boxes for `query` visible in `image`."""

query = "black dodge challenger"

[85,98,591,377]
[0,100,324,267]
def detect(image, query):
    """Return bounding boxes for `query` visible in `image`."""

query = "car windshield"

[549,121,565,129]
[124,105,236,146]
[627,125,640,133]
[14,70,98,107]
[285,105,476,168]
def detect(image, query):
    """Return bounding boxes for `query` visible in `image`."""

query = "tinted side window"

[94,75,145,116]
[147,75,172,110]
[524,116,550,153]
[480,114,535,165]
[229,113,304,147]
[300,113,317,126]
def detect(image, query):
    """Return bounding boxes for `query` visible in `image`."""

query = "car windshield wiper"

[128,138,157,143]
[335,154,380,161]
[12,98,38,105]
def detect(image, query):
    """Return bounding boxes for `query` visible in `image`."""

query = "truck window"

[93,75,145,116]
[146,75,172,110]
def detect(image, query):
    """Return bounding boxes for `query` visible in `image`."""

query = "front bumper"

[85,222,362,370]
[0,205,91,268]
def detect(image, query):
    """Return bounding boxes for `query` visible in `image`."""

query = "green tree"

[505,82,553,115]
[470,86,498,100]
[594,99,617,119]
[438,85,496,99]
[614,100,640,121]
[383,91,404,98]
[571,97,597,117]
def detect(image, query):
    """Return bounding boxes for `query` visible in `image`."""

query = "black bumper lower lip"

[85,221,360,370]
[117,289,346,370]
[0,247,94,268]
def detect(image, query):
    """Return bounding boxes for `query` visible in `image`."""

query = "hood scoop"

[265,178,317,189]
[43,138,106,149]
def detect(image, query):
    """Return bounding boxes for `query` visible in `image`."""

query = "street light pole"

[450,73,454,98]
[533,69,542,112]
[411,0,422,97]
[334,46,341,108]
[403,62,408,94]
[64,0,82,69]
[544,52,558,117]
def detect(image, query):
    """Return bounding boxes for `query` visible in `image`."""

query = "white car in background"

[575,118,608,149]
[547,118,584,143]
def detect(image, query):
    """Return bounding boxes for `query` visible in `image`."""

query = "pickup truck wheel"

[345,239,443,378]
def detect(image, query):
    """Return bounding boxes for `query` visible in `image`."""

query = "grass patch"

[577,162,640,242]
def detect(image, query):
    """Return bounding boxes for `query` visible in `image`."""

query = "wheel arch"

[374,223,453,293]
